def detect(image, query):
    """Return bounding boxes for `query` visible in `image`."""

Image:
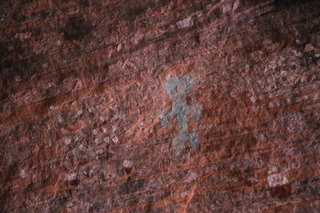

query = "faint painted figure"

[160,75,202,156]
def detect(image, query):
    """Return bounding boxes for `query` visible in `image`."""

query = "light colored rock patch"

[267,173,289,188]
[177,17,193,29]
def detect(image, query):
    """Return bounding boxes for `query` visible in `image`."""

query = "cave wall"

[1,0,320,212]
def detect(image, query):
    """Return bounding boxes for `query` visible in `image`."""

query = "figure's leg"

[189,133,198,148]
[172,137,183,157]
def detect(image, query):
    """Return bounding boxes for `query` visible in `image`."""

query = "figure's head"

[162,75,194,98]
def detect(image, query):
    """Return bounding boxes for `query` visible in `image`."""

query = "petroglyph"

[160,75,202,156]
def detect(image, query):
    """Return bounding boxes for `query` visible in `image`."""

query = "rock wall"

[1,0,320,212]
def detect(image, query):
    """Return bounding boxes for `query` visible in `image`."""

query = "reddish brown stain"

[69,179,80,187]
[270,184,292,199]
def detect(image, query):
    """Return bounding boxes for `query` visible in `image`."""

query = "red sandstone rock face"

[0,0,320,212]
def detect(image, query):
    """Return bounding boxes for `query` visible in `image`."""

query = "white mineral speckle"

[65,138,72,145]
[123,160,133,168]
[94,138,101,144]
[196,11,203,18]
[95,146,106,155]
[112,137,119,144]
[268,166,279,174]
[103,137,109,143]
[250,96,257,103]
[50,106,58,110]
[66,202,74,207]
[66,173,77,181]
[116,43,122,52]
[125,129,134,136]
[79,144,85,151]
[252,106,259,112]
[58,117,64,123]
[176,17,193,29]
[19,169,29,179]
[223,3,233,13]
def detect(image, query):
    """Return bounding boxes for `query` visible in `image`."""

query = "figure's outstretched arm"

[186,103,203,121]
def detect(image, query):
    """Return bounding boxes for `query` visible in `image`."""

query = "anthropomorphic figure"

[160,75,202,156]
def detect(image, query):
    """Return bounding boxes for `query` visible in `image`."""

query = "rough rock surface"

[0,0,320,212]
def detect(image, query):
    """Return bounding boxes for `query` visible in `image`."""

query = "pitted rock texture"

[1,0,320,212]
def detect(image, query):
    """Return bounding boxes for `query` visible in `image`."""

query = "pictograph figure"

[160,75,202,156]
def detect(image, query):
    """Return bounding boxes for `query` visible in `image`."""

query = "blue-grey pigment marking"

[160,75,202,156]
